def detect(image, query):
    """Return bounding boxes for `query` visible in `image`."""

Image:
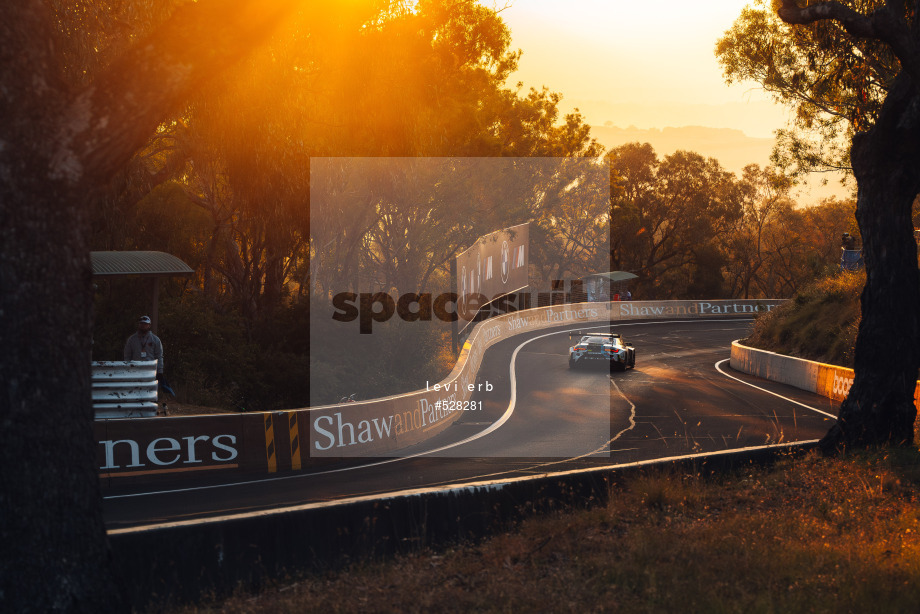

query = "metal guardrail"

[92,360,158,419]
[841,248,863,271]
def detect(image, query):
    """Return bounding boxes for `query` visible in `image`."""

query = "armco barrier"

[92,360,158,419]
[96,300,782,488]
[110,440,816,611]
[730,339,920,406]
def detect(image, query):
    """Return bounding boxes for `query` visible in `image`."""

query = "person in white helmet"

[123,315,164,376]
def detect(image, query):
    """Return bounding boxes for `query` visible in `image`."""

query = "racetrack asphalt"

[104,318,838,529]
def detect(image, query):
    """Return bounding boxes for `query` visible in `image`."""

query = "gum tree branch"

[778,0,920,84]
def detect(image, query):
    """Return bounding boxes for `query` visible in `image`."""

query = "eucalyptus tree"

[771,0,920,450]
[305,0,601,299]
[0,1,295,609]
[717,0,896,180]
[608,144,742,298]
[726,164,796,298]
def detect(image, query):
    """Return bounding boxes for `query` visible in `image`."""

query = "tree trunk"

[0,1,294,609]
[0,4,123,609]
[0,176,123,613]
[820,72,920,452]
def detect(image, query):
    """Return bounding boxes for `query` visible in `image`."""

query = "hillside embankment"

[173,449,920,614]
[743,272,863,368]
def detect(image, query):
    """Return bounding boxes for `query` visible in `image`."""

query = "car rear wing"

[567,330,620,340]
[567,331,633,348]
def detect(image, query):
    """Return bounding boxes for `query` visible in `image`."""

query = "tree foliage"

[86,0,607,407]
[96,0,602,324]
[606,143,856,301]
[716,0,900,179]
[608,143,743,298]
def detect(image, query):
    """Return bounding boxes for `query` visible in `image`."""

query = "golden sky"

[501,0,787,138]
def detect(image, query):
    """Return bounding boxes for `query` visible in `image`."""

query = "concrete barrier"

[729,341,821,393]
[109,440,816,611]
[731,339,920,406]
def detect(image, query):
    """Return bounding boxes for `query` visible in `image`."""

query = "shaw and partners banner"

[456,222,529,322]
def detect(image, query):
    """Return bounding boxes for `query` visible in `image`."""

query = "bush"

[308,297,455,406]
[743,271,863,367]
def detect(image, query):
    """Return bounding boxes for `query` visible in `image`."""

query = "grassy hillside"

[175,449,920,614]
[743,272,864,368]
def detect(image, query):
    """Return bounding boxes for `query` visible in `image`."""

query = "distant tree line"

[609,143,856,300]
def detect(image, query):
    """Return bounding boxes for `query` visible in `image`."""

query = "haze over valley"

[502,1,855,205]
[588,123,852,204]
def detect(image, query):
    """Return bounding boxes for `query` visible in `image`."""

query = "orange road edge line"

[100,463,239,478]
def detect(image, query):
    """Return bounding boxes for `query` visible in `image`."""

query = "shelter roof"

[580,271,638,283]
[91,251,193,277]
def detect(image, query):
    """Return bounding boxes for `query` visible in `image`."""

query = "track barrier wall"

[96,300,782,489]
[110,441,816,611]
[730,339,920,407]
[106,301,824,610]
[92,360,158,419]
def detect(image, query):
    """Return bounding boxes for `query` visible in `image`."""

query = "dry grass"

[745,272,863,368]
[171,448,920,614]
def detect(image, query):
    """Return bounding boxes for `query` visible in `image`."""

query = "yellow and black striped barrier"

[288,411,302,471]
[264,413,277,473]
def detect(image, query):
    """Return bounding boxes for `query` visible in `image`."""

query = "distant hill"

[590,124,852,205]
[566,99,786,141]
[591,125,773,174]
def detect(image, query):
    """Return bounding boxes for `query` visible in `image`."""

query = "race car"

[568,332,635,371]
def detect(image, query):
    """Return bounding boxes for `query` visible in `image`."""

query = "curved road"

[104,319,838,530]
